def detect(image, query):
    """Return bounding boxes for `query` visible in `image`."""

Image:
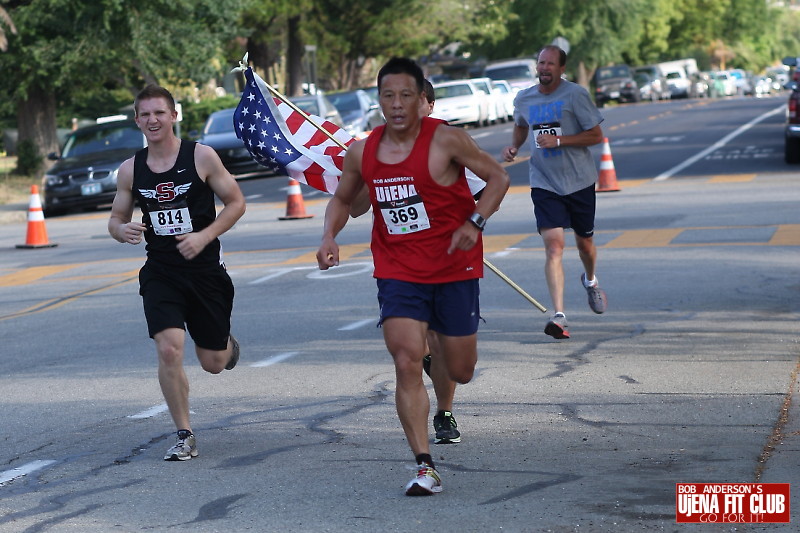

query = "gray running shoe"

[433,410,461,444]
[581,274,607,314]
[164,430,198,461]
[544,313,570,339]
[225,335,240,370]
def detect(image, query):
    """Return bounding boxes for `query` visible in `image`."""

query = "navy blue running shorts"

[376,278,480,337]
[531,184,596,238]
[139,261,234,350]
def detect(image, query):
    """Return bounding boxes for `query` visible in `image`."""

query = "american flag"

[234,67,354,194]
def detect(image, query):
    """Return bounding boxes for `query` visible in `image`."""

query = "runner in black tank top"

[108,85,246,462]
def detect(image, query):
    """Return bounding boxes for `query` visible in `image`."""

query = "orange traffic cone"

[16,185,57,249]
[278,178,314,220]
[596,138,621,193]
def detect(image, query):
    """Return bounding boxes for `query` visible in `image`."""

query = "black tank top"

[132,141,221,268]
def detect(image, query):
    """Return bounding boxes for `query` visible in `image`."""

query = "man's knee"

[450,366,474,384]
[196,346,227,374]
[156,340,183,366]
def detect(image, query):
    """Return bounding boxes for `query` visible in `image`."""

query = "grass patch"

[0,156,36,205]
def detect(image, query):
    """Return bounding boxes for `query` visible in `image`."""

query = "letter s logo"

[156,181,175,202]
[156,182,176,202]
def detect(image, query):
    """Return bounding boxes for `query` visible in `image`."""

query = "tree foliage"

[0,0,245,167]
[1,0,800,173]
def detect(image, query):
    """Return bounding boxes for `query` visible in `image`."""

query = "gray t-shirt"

[513,80,603,195]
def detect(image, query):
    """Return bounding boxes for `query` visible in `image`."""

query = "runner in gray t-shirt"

[502,45,608,340]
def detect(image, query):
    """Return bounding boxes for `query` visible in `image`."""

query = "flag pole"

[233,54,349,151]
[483,259,547,312]
[232,55,546,314]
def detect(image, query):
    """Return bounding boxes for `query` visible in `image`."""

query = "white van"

[484,59,538,92]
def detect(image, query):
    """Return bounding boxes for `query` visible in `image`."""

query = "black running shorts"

[138,261,234,350]
[530,184,596,238]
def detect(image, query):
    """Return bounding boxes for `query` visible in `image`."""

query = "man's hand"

[119,221,147,245]
[447,222,480,255]
[316,237,339,270]
[502,146,518,162]
[175,232,211,260]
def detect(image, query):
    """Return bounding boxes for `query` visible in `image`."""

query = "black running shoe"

[433,410,461,444]
[422,353,432,377]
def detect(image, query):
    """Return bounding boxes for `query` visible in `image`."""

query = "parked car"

[491,79,515,121]
[42,120,146,216]
[483,58,538,93]
[634,72,661,102]
[709,71,736,97]
[198,107,273,179]
[664,69,691,98]
[359,86,379,104]
[753,75,776,97]
[783,57,800,164]
[327,89,384,138]
[430,80,484,127]
[689,71,712,98]
[594,65,640,107]
[288,92,345,129]
[728,69,753,96]
[470,77,500,125]
[633,65,669,100]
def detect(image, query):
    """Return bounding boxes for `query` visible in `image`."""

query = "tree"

[0,2,16,51]
[0,0,244,174]
[305,0,512,90]
[238,0,313,95]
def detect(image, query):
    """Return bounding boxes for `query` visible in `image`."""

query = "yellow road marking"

[709,174,756,183]
[604,229,684,248]
[0,265,76,287]
[484,234,531,254]
[0,276,136,321]
[769,224,800,246]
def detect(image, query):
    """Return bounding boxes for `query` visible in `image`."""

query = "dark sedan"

[594,65,640,107]
[327,89,384,138]
[198,107,273,179]
[42,120,145,216]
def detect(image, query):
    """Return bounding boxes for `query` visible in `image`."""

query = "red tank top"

[362,117,482,283]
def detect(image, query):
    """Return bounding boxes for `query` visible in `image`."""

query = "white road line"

[250,351,299,368]
[128,404,169,419]
[654,104,786,181]
[0,460,57,486]
[338,318,374,331]
[250,268,297,284]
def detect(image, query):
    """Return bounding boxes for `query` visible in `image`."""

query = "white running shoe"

[164,430,198,461]
[404,463,442,496]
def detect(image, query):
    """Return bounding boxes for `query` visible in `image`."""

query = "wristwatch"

[468,212,486,231]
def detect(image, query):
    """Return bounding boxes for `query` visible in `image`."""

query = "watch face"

[470,213,485,229]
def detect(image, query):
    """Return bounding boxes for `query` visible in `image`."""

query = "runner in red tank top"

[317,58,509,496]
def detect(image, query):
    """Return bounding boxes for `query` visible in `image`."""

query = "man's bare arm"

[502,124,529,161]
[318,141,366,268]
[175,144,246,260]
[108,158,147,244]
[438,127,510,254]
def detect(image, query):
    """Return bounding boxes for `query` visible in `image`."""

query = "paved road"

[0,161,798,531]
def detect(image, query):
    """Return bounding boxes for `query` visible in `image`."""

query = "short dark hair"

[134,85,176,116]
[539,45,567,67]
[377,57,425,93]
[423,79,435,104]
